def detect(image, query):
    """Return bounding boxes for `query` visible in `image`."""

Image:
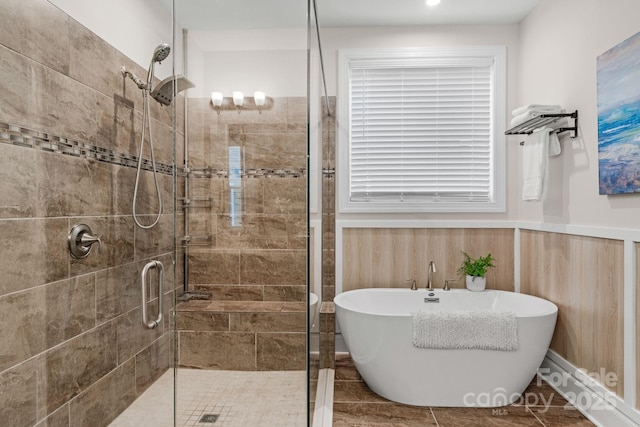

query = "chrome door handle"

[141,260,164,330]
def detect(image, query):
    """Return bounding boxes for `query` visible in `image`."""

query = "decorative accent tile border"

[187,166,307,179]
[0,121,308,179]
[0,121,175,175]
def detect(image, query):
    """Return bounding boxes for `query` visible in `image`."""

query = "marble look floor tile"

[334,356,361,381]
[520,376,570,407]
[333,402,437,426]
[333,381,389,403]
[530,405,595,426]
[431,406,543,426]
[330,356,594,427]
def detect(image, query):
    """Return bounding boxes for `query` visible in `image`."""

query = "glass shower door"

[171,0,311,425]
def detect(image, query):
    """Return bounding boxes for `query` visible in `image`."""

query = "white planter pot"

[465,275,486,292]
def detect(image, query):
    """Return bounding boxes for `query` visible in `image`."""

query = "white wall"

[321,24,522,221]
[49,0,179,79]
[187,29,307,98]
[517,0,640,229]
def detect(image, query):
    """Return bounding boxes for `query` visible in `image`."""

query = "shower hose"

[132,87,163,229]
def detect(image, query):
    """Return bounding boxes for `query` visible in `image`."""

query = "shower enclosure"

[0,0,326,425]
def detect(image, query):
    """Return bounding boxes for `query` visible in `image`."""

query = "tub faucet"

[427,261,437,291]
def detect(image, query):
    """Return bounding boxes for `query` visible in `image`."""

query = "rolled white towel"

[510,108,563,128]
[512,104,562,116]
[511,111,542,127]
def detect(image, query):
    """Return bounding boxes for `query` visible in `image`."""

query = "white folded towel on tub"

[411,310,519,351]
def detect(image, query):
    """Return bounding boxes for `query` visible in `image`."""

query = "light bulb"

[254,91,266,107]
[211,91,223,107]
[232,91,244,107]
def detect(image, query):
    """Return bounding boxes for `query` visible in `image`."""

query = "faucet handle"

[68,224,103,259]
[443,278,456,291]
[80,232,103,254]
[406,278,418,291]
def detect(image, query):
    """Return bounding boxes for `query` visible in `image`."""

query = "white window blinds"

[349,58,494,203]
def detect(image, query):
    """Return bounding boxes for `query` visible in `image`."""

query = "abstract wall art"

[597,30,640,195]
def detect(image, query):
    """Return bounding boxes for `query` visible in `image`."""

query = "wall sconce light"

[232,91,244,113]
[211,91,266,114]
[211,91,223,115]
[254,91,266,114]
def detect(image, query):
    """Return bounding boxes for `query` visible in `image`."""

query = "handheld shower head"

[152,43,171,63]
[146,43,171,89]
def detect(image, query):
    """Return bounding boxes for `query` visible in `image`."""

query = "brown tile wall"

[0,1,181,425]
[318,97,336,370]
[322,97,336,304]
[180,97,307,369]
[319,302,335,369]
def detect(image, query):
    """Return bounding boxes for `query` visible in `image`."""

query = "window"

[338,47,506,213]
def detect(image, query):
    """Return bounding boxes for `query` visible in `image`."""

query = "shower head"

[152,43,171,63]
[146,43,171,89]
[151,74,195,106]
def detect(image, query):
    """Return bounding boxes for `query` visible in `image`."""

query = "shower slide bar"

[141,260,164,330]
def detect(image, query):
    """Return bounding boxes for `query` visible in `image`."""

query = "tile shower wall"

[321,97,336,370]
[180,97,307,369]
[0,1,182,426]
[322,97,336,304]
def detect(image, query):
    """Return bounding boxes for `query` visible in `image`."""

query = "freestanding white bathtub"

[334,288,558,407]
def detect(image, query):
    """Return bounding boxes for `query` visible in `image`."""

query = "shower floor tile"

[110,369,307,427]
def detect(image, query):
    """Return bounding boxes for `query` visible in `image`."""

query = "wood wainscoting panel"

[520,230,624,397]
[342,228,514,292]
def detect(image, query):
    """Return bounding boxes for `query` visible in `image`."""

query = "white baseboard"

[541,351,640,427]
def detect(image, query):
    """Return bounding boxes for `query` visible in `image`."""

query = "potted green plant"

[458,252,495,292]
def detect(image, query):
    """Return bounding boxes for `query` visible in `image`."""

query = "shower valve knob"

[68,224,103,258]
[80,232,102,254]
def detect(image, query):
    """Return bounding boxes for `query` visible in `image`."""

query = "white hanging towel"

[522,127,561,201]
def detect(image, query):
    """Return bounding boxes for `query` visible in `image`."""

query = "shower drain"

[199,414,220,423]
